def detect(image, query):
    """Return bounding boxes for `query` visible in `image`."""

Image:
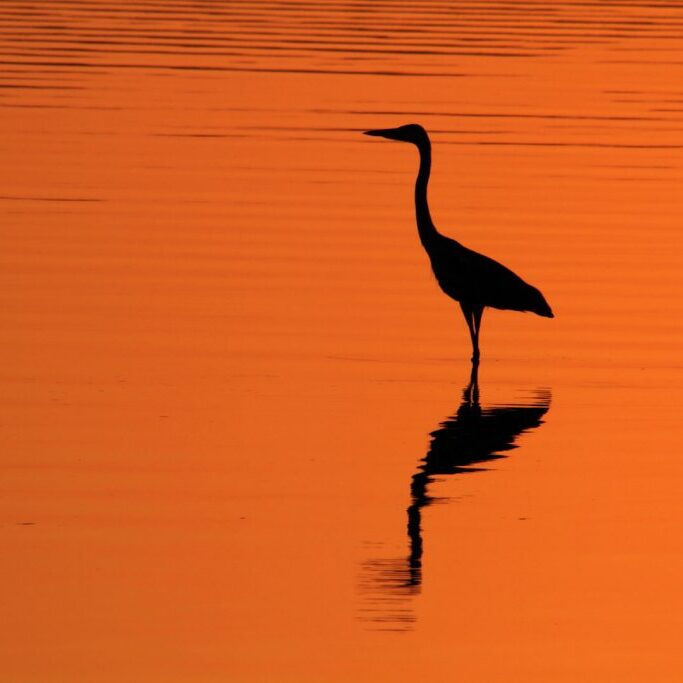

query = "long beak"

[363,127,401,140]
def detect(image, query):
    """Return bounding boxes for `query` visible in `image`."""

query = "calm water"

[2,1,683,681]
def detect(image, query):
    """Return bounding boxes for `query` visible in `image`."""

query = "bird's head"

[363,123,429,148]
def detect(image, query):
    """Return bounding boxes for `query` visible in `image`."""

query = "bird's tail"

[528,287,554,318]
[533,295,554,318]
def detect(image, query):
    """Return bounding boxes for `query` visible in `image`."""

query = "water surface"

[2,2,683,681]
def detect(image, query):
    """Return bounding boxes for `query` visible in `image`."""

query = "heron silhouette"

[364,123,553,362]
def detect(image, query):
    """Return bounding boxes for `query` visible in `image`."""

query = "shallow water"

[2,1,683,681]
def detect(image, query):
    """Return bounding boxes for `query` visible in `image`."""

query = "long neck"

[414,139,439,248]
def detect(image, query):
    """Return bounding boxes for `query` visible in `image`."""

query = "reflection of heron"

[358,365,550,629]
[406,363,550,587]
[364,124,553,362]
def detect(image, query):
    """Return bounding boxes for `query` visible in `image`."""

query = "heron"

[364,123,553,362]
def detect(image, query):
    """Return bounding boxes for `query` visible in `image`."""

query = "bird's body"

[427,237,552,317]
[364,123,553,362]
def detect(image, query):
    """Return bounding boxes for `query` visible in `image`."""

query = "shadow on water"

[358,363,551,631]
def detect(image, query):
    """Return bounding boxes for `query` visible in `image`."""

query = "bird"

[364,123,553,363]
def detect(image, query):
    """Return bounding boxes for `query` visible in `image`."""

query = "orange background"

[1,2,683,681]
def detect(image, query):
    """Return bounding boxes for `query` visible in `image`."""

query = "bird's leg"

[463,359,479,405]
[459,302,479,363]
[472,306,483,363]
[469,357,479,389]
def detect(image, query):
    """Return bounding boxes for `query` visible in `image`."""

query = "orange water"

[2,2,683,681]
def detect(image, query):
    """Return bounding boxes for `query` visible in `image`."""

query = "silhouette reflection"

[359,364,551,630]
